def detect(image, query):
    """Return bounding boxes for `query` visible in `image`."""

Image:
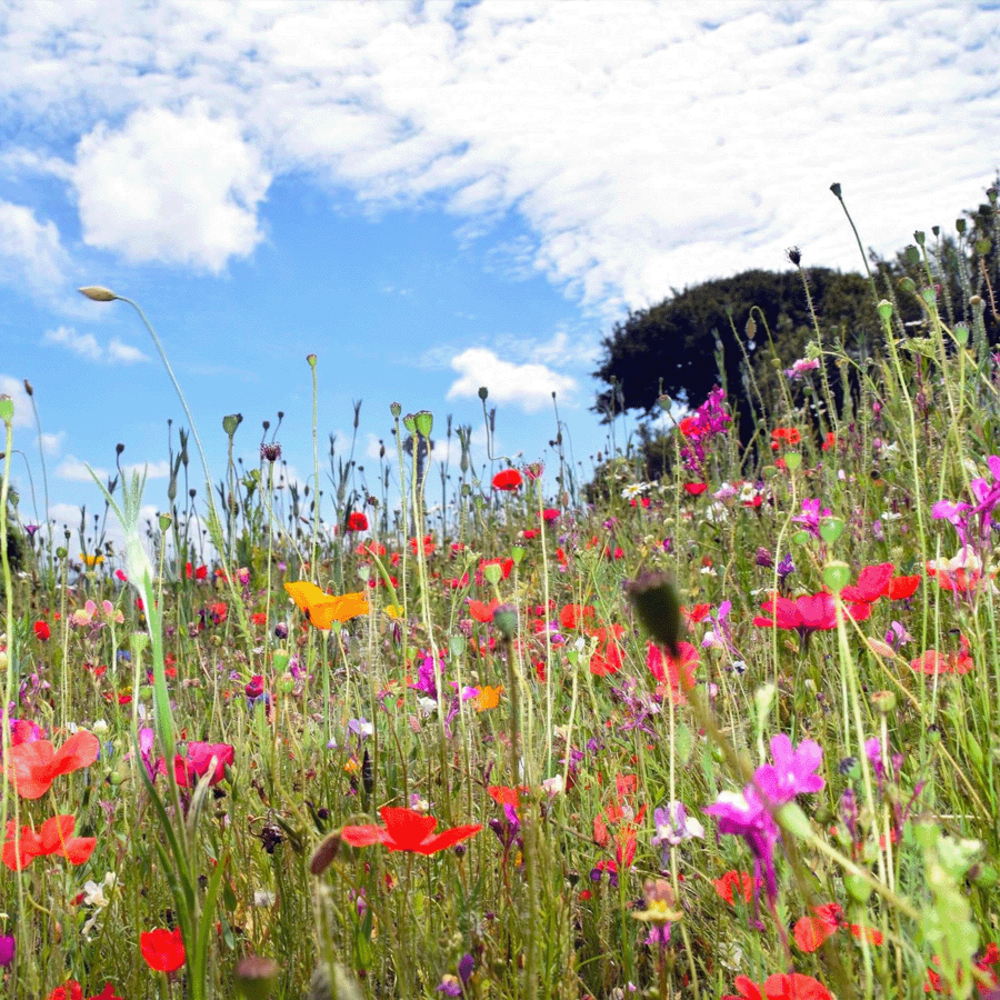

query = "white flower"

[541,774,565,796]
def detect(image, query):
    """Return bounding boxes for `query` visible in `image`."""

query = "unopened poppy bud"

[870,690,896,715]
[222,413,243,437]
[478,386,489,400]
[914,230,925,246]
[877,299,893,320]
[309,831,342,876]
[971,862,998,891]
[785,246,801,267]
[78,285,117,302]
[23,379,33,396]
[413,410,433,438]
[235,956,280,1000]
[492,605,518,639]
[898,276,916,293]
[829,182,842,199]
[0,395,12,424]
[745,316,757,340]
[625,570,681,658]
[970,295,983,309]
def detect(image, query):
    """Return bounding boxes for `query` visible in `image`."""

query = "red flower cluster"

[771,426,801,450]
[2,814,96,870]
[793,902,883,950]
[910,634,975,675]
[46,983,123,1000]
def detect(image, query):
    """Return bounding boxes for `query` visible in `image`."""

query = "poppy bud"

[78,285,117,301]
[625,571,681,659]
[309,831,342,876]
[235,956,280,1000]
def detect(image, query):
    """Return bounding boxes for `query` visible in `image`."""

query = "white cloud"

[39,430,66,456]
[2,1,999,312]
[0,375,34,428]
[124,460,170,480]
[55,456,107,483]
[43,326,102,361]
[41,326,150,364]
[447,347,575,413]
[73,101,271,271]
[107,338,150,364]
[0,200,67,295]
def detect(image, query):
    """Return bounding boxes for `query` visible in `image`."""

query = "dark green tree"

[592,267,878,445]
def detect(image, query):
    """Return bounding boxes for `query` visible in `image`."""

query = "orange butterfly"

[284,581,369,630]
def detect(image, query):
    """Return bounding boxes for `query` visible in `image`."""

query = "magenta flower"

[754,734,824,807]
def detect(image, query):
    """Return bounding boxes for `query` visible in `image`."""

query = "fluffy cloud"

[2,1,999,309]
[0,375,34,428]
[55,456,106,482]
[43,326,101,361]
[0,200,67,295]
[42,327,149,364]
[447,347,575,413]
[73,101,271,271]
[123,460,170,479]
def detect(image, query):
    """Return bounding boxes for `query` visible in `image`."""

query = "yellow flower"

[81,553,105,568]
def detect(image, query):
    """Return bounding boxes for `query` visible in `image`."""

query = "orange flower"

[476,685,503,712]
[6,730,100,799]
[2,814,96,870]
[284,581,369,629]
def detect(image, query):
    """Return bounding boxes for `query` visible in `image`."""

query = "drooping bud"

[78,285,117,302]
[625,570,681,659]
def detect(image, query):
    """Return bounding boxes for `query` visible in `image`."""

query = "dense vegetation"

[1,186,1000,999]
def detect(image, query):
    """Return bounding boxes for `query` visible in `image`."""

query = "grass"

[1,236,1000,1000]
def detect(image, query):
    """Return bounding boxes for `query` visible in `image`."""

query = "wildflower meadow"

[2,195,1000,1000]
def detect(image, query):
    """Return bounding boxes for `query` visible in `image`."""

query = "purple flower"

[410,654,443,700]
[704,788,780,905]
[651,802,705,853]
[0,934,13,967]
[792,498,831,537]
[753,734,824,807]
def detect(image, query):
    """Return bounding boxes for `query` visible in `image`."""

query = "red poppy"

[684,482,707,496]
[158,742,235,787]
[885,573,920,600]
[186,562,208,580]
[559,604,595,630]
[771,427,802,449]
[6,730,100,799]
[340,806,481,854]
[492,469,523,491]
[821,432,837,451]
[45,984,83,1000]
[713,870,758,906]
[679,416,701,438]
[910,635,974,675]
[468,598,501,623]
[753,593,868,642]
[140,926,186,972]
[793,902,883,951]
[346,511,369,531]
[646,641,698,704]
[840,562,895,603]
[2,814,97,870]
[33,620,50,641]
[723,973,833,1000]
[541,507,560,522]
[588,624,626,676]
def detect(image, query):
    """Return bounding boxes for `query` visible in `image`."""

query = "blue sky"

[1,0,998,551]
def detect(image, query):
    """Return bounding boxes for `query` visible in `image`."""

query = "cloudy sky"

[1,0,998,548]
